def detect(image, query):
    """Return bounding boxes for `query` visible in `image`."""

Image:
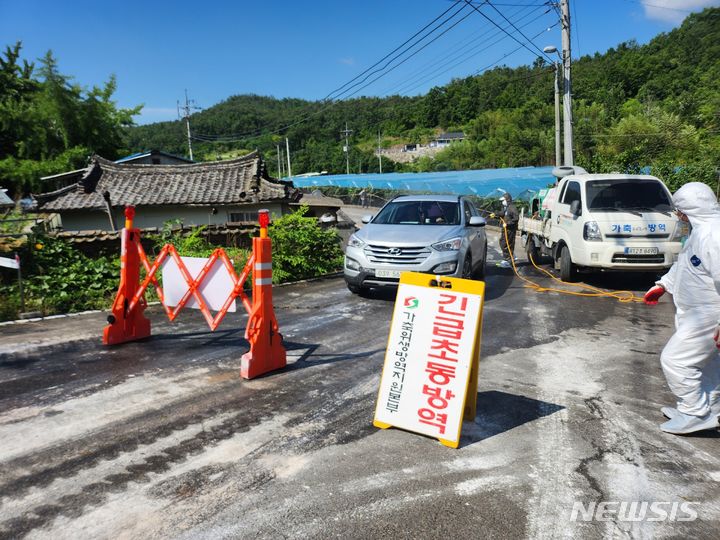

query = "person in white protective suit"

[643,182,720,435]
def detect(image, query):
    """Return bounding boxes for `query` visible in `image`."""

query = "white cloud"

[339,57,355,65]
[641,0,720,24]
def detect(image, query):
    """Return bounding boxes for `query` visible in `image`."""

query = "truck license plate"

[376,269,402,278]
[624,247,659,255]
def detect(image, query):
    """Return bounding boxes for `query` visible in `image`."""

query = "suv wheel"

[347,283,370,296]
[461,254,473,279]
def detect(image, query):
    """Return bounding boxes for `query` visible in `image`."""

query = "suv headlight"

[670,221,689,242]
[347,234,365,248]
[583,221,602,241]
[345,257,361,271]
[432,237,462,252]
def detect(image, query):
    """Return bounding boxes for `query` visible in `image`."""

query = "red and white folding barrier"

[103,206,286,379]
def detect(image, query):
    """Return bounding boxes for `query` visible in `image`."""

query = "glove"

[643,285,665,305]
[713,325,720,349]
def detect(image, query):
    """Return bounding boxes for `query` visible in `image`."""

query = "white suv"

[344,195,487,295]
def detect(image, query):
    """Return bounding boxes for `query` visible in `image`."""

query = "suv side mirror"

[468,216,486,227]
[361,214,374,224]
[569,200,582,216]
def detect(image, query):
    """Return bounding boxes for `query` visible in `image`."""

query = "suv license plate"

[376,269,402,278]
[624,247,659,255]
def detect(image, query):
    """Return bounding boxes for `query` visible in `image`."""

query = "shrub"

[268,206,344,283]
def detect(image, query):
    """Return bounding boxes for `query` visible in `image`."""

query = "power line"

[571,0,580,54]
[190,2,556,145]
[485,0,553,60]
[386,6,555,96]
[462,0,554,63]
[334,7,477,102]
[191,2,474,142]
[322,0,468,102]
[428,24,556,91]
[376,1,540,95]
[621,0,698,13]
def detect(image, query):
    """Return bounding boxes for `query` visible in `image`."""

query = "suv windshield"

[373,200,461,225]
[586,179,673,212]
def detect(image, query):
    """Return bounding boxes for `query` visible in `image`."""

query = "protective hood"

[672,182,720,227]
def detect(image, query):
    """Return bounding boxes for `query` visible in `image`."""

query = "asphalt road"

[1,230,719,539]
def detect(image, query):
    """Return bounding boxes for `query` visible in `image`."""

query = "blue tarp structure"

[286,166,556,200]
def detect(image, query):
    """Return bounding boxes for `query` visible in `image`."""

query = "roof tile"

[36,152,300,211]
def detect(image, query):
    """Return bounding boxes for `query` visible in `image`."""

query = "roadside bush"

[0,211,343,322]
[0,235,119,320]
[268,205,344,283]
[26,236,120,314]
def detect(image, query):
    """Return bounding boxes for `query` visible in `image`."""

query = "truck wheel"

[560,245,577,282]
[526,236,540,265]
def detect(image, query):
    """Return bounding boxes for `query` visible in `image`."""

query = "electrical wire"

[190,2,559,144]
[486,0,554,60]
[194,7,556,144]
[571,0,580,55]
[621,0,697,14]
[323,2,472,102]
[378,3,551,96]
[398,19,558,96]
[191,3,474,142]
[321,0,467,102]
[462,0,555,63]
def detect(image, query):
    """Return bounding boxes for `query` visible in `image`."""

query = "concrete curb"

[0,273,347,326]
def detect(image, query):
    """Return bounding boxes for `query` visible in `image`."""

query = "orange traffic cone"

[103,206,151,345]
[241,210,286,378]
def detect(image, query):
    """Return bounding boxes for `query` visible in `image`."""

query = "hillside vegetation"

[1,8,718,198]
[127,8,720,190]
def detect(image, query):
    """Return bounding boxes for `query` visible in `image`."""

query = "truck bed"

[518,213,549,237]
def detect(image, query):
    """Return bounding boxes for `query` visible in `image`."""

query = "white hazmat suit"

[645,182,720,434]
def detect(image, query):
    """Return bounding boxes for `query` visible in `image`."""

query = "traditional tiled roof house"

[35,152,301,232]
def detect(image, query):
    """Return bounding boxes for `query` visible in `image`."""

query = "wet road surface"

[1,231,719,539]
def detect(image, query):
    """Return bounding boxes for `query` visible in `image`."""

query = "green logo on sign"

[404,297,419,309]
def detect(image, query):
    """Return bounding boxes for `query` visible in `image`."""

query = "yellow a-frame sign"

[373,272,485,448]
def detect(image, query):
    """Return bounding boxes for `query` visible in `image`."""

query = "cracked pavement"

[1,230,719,539]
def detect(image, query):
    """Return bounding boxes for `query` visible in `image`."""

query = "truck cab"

[521,169,687,281]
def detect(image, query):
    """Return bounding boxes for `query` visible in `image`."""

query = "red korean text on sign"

[417,294,468,435]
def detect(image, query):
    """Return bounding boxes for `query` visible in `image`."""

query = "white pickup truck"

[519,166,687,281]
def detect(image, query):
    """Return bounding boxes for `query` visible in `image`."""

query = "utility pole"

[377,130,383,174]
[276,144,283,178]
[340,122,353,175]
[553,61,562,166]
[561,0,574,166]
[177,89,201,161]
[285,137,292,179]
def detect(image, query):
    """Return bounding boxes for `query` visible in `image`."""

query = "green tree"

[0,43,142,196]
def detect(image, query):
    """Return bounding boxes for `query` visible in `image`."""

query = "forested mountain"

[1,9,718,197]
[127,7,719,188]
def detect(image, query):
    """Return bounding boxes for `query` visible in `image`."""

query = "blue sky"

[1,0,718,125]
